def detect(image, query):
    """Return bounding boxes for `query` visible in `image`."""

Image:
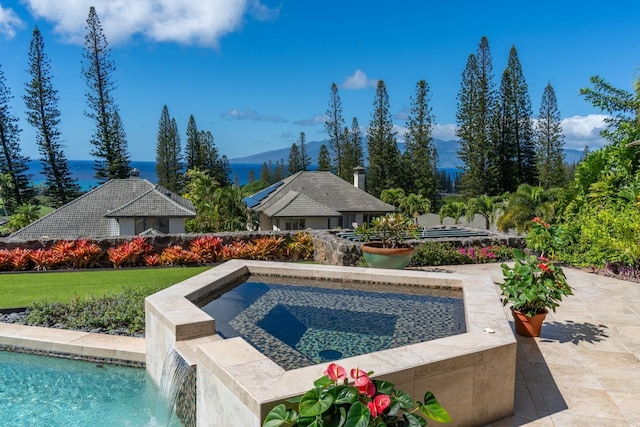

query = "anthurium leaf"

[330,384,359,405]
[314,375,333,388]
[393,389,416,410]
[344,401,370,427]
[299,387,333,417]
[402,412,427,427]
[297,416,321,427]
[371,379,394,395]
[419,391,452,423]
[263,404,298,427]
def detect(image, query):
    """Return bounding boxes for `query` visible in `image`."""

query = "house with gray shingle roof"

[246,169,394,230]
[8,179,195,241]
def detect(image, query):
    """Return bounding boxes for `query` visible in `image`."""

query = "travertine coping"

[145,260,517,425]
[0,322,145,364]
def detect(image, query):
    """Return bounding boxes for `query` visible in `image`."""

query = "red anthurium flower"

[374,394,391,413]
[367,401,379,417]
[324,363,346,382]
[350,367,370,387]
[358,380,376,398]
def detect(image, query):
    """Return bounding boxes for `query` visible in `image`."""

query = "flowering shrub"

[410,242,513,267]
[500,249,572,317]
[526,217,563,259]
[263,363,451,427]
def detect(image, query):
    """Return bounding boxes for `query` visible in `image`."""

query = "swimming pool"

[199,276,466,370]
[0,351,182,426]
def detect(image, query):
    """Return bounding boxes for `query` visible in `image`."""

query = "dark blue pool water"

[200,278,466,370]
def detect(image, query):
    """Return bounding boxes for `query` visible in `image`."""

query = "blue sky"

[1,1,638,161]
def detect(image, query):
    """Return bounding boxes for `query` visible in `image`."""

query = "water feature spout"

[155,346,190,426]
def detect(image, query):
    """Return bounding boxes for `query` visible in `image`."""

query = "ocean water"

[26,160,264,190]
[26,160,460,191]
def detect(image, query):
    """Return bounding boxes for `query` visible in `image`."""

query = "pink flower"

[374,394,391,413]
[350,367,370,387]
[358,380,376,398]
[324,363,346,382]
[367,401,378,417]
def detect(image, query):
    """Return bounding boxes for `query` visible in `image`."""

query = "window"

[135,217,169,234]
[284,218,305,230]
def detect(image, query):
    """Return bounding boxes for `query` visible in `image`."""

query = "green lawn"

[0,266,210,309]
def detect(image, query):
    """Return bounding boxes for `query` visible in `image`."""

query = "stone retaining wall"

[311,227,526,266]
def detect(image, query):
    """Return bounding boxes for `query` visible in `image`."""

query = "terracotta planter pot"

[511,309,547,337]
[360,242,415,269]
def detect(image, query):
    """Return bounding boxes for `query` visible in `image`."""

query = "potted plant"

[355,213,418,269]
[499,249,572,336]
[262,363,451,427]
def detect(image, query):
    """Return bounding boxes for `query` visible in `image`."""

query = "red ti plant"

[29,248,59,271]
[160,245,198,266]
[189,235,223,264]
[0,248,12,271]
[9,248,32,271]
[70,239,103,269]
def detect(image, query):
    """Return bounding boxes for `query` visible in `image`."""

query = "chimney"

[353,166,365,190]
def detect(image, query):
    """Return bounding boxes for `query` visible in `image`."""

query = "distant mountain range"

[229,139,584,169]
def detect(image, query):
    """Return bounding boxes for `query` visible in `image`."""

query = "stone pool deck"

[1,263,639,426]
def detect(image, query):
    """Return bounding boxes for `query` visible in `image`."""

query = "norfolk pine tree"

[456,36,499,196]
[349,117,364,167]
[502,46,536,188]
[0,64,36,212]
[287,143,302,174]
[83,6,130,182]
[367,80,401,197]
[536,82,565,189]
[298,131,311,171]
[155,105,183,192]
[403,80,438,202]
[325,83,346,179]
[185,115,203,171]
[317,144,331,171]
[24,26,80,208]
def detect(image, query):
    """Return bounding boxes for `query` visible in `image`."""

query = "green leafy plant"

[355,213,418,249]
[500,249,572,317]
[263,363,451,427]
[526,217,564,259]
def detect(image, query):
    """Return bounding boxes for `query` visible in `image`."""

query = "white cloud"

[22,0,278,46]
[0,4,24,39]
[432,123,458,141]
[293,115,325,126]
[341,69,377,90]
[221,108,287,123]
[561,114,609,150]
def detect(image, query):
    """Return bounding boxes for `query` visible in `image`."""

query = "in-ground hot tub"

[145,260,516,427]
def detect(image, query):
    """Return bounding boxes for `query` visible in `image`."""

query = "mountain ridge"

[229,139,584,169]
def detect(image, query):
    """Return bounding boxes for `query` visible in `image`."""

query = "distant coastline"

[26,160,268,190]
[26,160,462,191]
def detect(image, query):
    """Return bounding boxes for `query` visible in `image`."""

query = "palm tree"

[399,193,431,223]
[497,184,553,232]
[439,201,466,225]
[380,188,406,208]
[466,195,501,229]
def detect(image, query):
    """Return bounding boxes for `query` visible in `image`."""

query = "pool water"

[0,351,182,427]
[200,277,466,370]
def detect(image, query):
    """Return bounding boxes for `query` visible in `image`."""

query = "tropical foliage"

[500,249,572,317]
[263,363,451,427]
